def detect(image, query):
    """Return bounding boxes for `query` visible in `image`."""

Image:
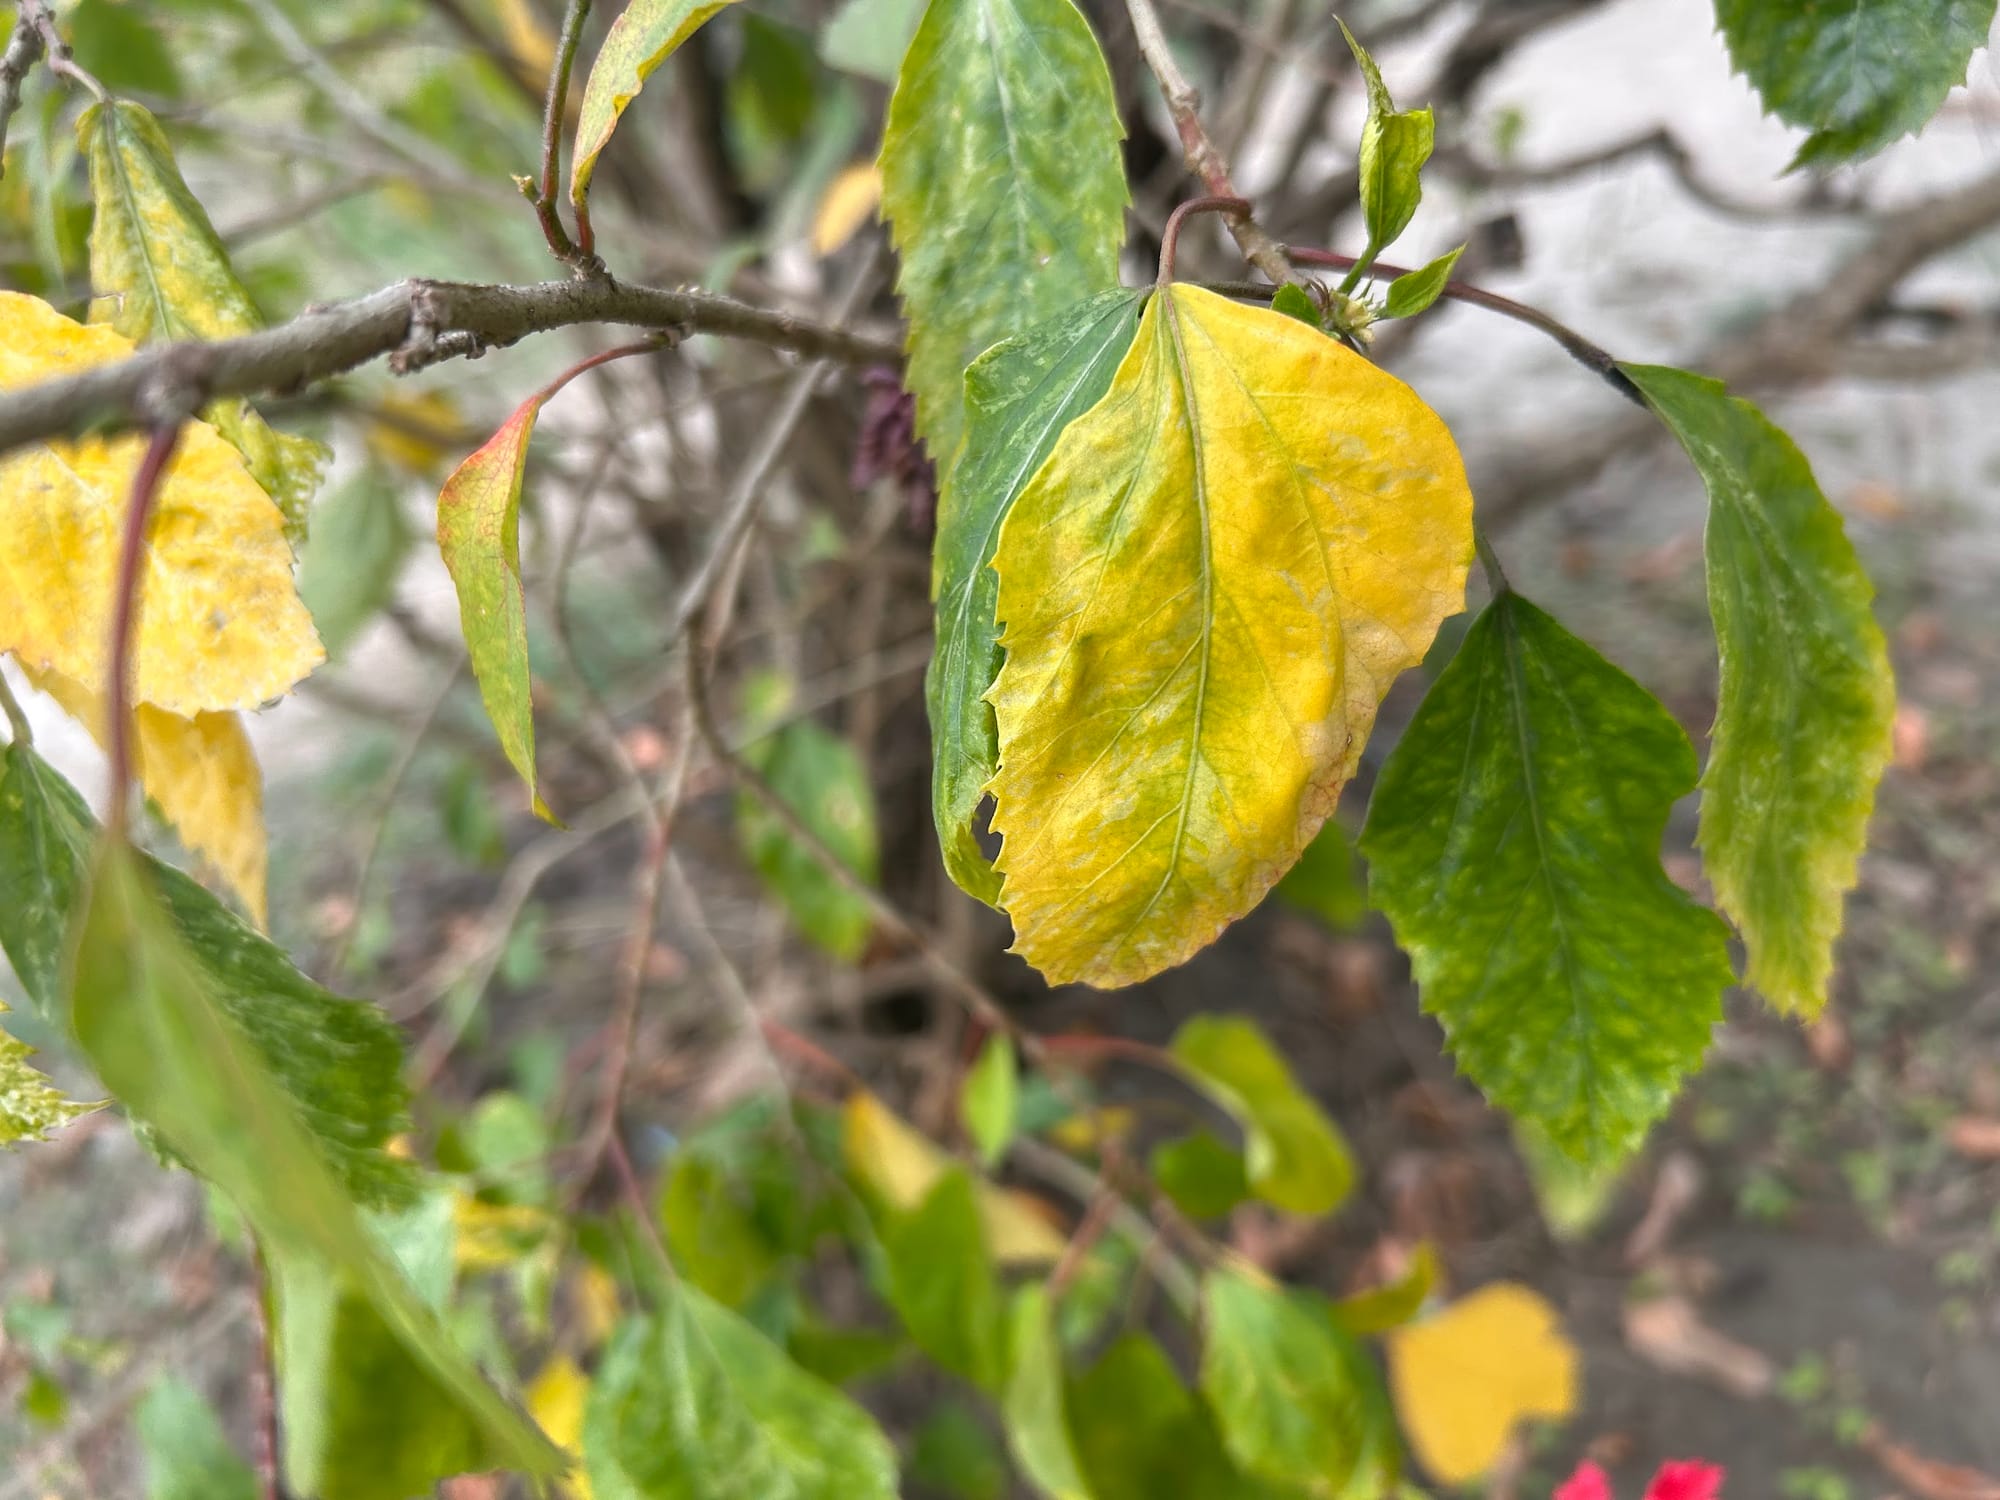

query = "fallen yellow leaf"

[1386,1281,1578,1485]
[28,665,267,927]
[842,1092,1066,1265]
[453,1193,556,1273]
[0,292,322,717]
[987,283,1471,987]
[811,163,882,256]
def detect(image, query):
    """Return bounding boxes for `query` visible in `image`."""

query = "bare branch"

[0,275,901,456]
[1121,0,1294,286]
[0,4,45,177]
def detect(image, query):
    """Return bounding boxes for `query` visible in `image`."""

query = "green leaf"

[1714,0,1997,167]
[1270,282,1324,329]
[1199,1271,1372,1496]
[572,0,745,213]
[80,100,327,540]
[70,845,562,1489]
[960,1033,1019,1167]
[1002,1284,1094,1500]
[1331,1243,1437,1337]
[68,0,184,99]
[1337,20,1433,266]
[1148,1129,1250,1221]
[1169,1015,1352,1217]
[821,0,928,83]
[910,1401,1008,1500]
[880,1169,1008,1392]
[1621,363,1894,1016]
[1381,245,1463,320]
[295,470,412,660]
[0,744,413,1206]
[584,1280,899,1499]
[1068,1333,1276,1500]
[272,1191,496,1500]
[738,692,880,959]
[0,1002,92,1146]
[879,0,1127,466]
[927,289,1141,903]
[437,386,561,823]
[1361,593,1735,1163]
[662,1151,781,1309]
[1273,820,1366,932]
[136,1376,258,1500]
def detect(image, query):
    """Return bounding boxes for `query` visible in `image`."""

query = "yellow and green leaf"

[1622,364,1894,1016]
[986,285,1472,987]
[0,293,323,718]
[927,289,1141,902]
[436,387,559,822]
[1361,593,1734,1164]
[1338,21,1433,269]
[0,1000,95,1147]
[879,0,1127,467]
[571,0,746,214]
[81,100,328,541]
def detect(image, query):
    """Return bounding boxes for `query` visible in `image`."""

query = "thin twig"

[528,0,599,271]
[1121,0,1293,287]
[248,1249,281,1500]
[0,274,901,455]
[0,3,46,178]
[104,423,185,838]
[1283,244,1642,402]
[1010,1136,1200,1316]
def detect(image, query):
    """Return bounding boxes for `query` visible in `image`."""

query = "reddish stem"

[1158,195,1252,288]
[104,423,182,838]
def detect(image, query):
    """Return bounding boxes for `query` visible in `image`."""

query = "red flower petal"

[1644,1460,1724,1500]
[1555,1462,1615,1500]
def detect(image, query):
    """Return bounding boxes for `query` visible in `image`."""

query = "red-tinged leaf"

[437,393,556,823]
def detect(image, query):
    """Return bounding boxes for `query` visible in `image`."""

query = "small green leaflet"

[1269,283,1324,329]
[1273,819,1366,932]
[959,1032,1018,1166]
[1002,1284,1095,1500]
[1067,1334,1277,1500]
[737,674,881,959]
[571,0,746,214]
[0,1002,92,1146]
[1361,593,1734,1164]
[662,1152,781,1309]
[879,0,1128,467]
[135,1377,258,1500]
[1714,0,1997,168]
[1382,245,1463,320]
[80,100,328,541]
[1331,1242,1437,1337]
[1622,363,1894,1017]
[928,289,1141,903]
[1169,1014,1353,1217]
[70,846,563,1487]
[1337,20,1433,271]
[584,1280,899,1499]
[1198,1271,1380,1497]
[1149,1129,1250,1221]
[0,744,412,1205]
[880,1169,1008,1392]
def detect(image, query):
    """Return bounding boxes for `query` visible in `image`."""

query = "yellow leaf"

[490,0,558,77]
[527,1354,593,1500]
[26,665,267,927]
[453,1193,555,1273]
[987,284,1472,986]
[0,293,322,717]
[841,1092,1065,1265]
[365,389,465,476]
[810,163,882,256]
[1386,1281,1579,1485]
[573,1261,621,1348]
